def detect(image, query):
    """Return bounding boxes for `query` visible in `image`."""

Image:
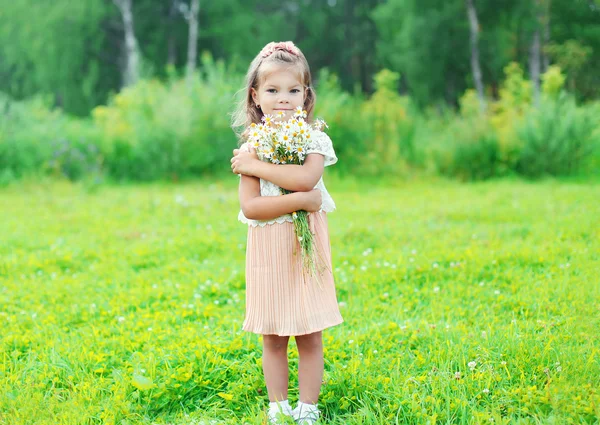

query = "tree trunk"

[542,0,551,72]
[466,0,486,112]
[113,0,140,87]
[186,0,200,79]
[529,0,543,106]
[167,0,179,67]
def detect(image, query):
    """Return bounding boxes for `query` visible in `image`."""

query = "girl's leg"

[295,331,324,404]
[262,334,291,402]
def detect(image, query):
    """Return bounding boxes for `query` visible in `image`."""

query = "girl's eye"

[266,89,277,93]
[291,89,300,93]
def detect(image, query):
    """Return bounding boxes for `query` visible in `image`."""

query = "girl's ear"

[251,88,258,105]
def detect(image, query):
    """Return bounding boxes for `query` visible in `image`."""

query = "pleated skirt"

[242,211,344,336]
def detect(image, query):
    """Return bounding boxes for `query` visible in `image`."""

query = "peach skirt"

[242,211,344,336]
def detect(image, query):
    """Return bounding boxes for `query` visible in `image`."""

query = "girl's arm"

[252,154,324,192]
[233,150,324,192]
[239,174,322,220]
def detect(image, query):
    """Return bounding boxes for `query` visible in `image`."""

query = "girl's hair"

[231,41,316,139]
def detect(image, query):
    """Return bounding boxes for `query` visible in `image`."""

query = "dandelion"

[468,361,477,370]
[455,371,461,380]
[433,286,440,293]
[483,388,490,394]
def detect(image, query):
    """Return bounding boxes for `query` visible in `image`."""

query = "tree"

[113,0,140,87]
[185,0,201,78]
[466,0,486,112]
[0,0,114,114]
[373,0,471,107]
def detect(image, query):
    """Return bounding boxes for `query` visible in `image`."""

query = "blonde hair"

[231,41,316,141]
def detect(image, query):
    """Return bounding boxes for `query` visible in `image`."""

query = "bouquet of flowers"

[245,106,328,283]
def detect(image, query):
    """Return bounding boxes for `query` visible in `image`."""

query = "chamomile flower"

[262,114,274,125]
[294,106,307,118]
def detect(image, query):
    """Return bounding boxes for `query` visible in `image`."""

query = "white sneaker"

[292,403,320,424]
[267,402,294,424]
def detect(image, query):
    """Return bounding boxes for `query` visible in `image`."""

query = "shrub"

[515,93,600,177]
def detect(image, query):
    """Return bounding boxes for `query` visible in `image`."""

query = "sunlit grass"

[0,177,598,424]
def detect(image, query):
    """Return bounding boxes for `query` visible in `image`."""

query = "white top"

[238,130,337,227]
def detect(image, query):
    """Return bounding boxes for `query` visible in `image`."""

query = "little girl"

[230,41,343,424]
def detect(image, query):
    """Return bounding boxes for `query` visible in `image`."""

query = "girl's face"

[252,67,306,121]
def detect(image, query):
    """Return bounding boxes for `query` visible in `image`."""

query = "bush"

[0,94,102,182]
[92,54,239,181]
[515,93,600,177]
[1,61,599,183]
[428,116,503,181]
[313,69,365,175]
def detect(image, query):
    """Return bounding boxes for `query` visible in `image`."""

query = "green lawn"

[0,178,599,424]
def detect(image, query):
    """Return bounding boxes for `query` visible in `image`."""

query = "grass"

[0,177,599,424]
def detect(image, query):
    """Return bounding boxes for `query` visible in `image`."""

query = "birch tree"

[185,0,200,78]
[466,0,486,112]
[113,0,140,87]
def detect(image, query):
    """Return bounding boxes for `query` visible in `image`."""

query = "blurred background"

[0,0,599,183]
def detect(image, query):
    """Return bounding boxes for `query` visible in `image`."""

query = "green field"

[1,178,599,424]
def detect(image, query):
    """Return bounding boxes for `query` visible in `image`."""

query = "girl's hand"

[231,146,259,176]
[301,189,322,212]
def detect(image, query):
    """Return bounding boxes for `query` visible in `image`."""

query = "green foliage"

[541,65,567,98]
[428,115,503,181]
[2,0,600,116]
[92,54,239,181]
[0,0,112,115]
[313,69,364,175]
[0,94,102,184]
[1,62,599,183]
[490,62,533,169]
[515,93,599,177]
[373,0,471,106]
[360,69,417,175]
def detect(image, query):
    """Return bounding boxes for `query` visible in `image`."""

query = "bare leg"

[295,331,324,404]
[262,334,290,402]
